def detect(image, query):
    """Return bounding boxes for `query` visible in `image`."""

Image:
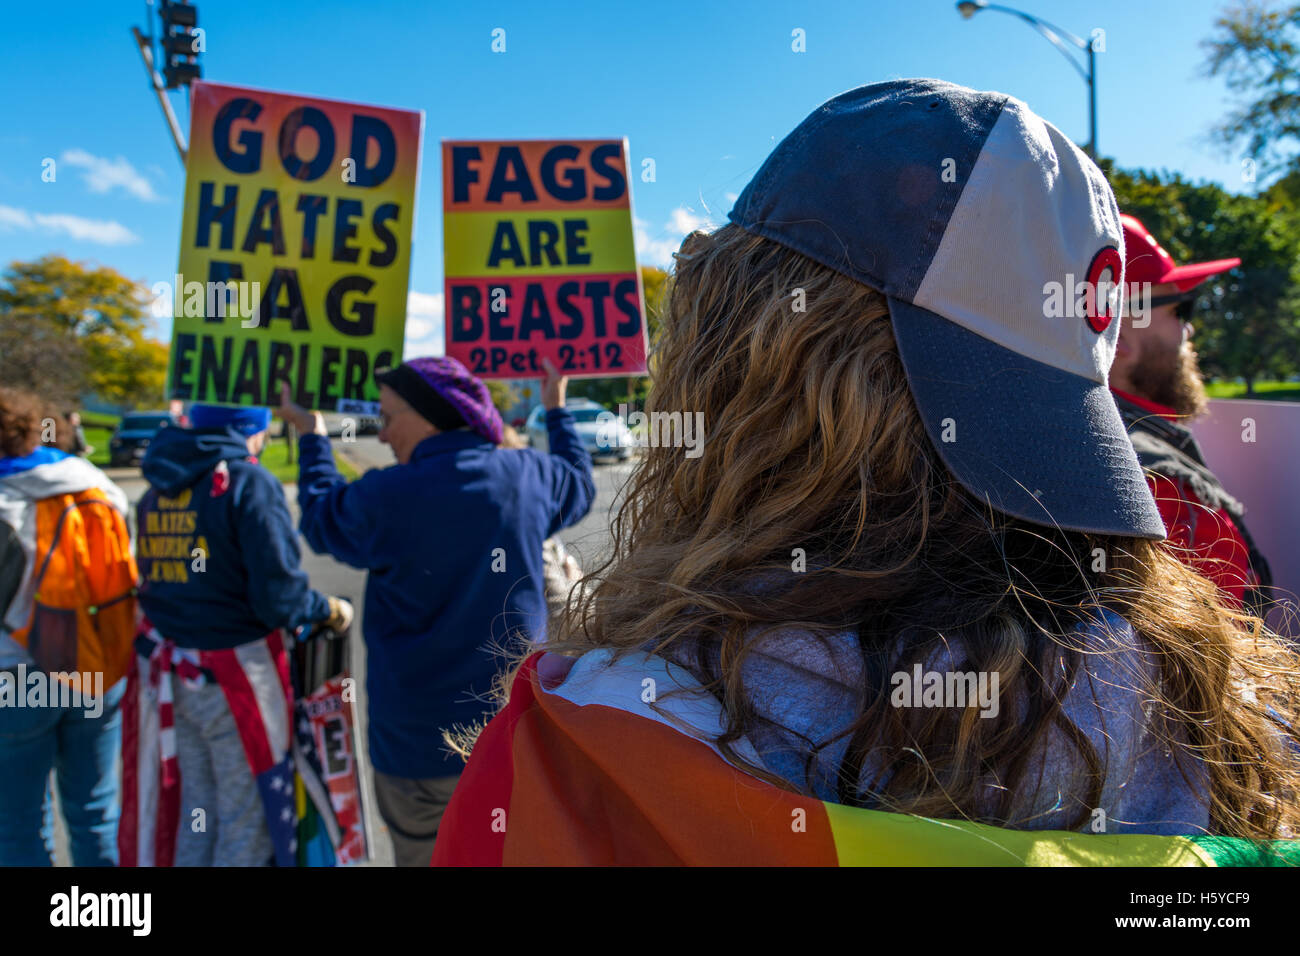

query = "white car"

[525,400,635,461]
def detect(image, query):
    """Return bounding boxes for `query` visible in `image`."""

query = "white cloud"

[669,207,708,234]
[404,290,444,358]
[61,149,161,202]
[0,204,139,245]
[634,204,715,268]
[34,213,138,245]
[0,206,33,229]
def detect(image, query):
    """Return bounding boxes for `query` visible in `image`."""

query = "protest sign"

[168,80,423,408]
[293,615,370,867]
[442,139,648,379]
[1192,399,1300,638]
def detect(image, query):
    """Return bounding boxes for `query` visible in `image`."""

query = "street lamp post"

[956,0,1098,159]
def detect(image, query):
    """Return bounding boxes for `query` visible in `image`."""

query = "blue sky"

[0,0,1263,355]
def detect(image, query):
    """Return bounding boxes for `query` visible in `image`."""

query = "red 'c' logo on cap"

[1084,246,1122,334]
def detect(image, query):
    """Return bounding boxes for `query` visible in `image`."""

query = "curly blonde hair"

[532,224,1299,840]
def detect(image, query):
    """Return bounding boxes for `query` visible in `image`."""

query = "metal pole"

[963,4,1097,159]
[131,26,187,165]
[1087,43,1097,159]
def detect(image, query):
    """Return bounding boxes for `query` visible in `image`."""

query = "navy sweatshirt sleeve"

[296,434,398,570]
[540,408,596,535]
[233,464,331,632]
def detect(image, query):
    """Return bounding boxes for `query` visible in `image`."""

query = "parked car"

[108,411,176,467]
[524,399,635,461]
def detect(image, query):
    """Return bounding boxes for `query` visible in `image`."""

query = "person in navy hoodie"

[278,356,595,866]
[128,404,351,866]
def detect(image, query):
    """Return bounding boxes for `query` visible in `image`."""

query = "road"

[50,440,630,867]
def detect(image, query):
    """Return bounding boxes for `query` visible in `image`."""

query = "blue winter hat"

[189,404,271,436]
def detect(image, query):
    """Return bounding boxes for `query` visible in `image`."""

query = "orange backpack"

[12,488,138,690]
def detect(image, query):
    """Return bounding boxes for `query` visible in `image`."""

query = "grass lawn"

[79,411,121,429]
[1204,381,1300,401]
[258,438,359,483]
[79,412,120,467]
[83,426,114,467]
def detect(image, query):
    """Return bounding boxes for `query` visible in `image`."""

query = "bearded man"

[1112,214,1272,611]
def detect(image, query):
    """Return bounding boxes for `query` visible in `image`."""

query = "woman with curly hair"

[433,80,1299,866]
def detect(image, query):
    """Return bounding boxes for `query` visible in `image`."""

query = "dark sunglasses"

[1129,290,1196,322]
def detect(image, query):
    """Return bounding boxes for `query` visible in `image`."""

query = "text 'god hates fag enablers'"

[168,81,422,408]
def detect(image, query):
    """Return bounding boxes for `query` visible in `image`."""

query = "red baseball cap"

[1122,213,1240,292]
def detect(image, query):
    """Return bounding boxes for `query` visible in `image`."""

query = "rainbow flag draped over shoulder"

[433,650,1299,866]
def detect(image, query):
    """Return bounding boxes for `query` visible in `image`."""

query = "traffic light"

[159,1,201,90]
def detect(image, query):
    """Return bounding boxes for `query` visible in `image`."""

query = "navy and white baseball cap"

[728,78,1166,540]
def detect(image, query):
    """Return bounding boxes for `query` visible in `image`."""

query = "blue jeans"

[0,675,125,866]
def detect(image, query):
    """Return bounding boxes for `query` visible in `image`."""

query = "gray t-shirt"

[729,607,1212,836]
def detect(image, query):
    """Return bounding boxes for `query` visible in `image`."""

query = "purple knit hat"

[377,356,504,444]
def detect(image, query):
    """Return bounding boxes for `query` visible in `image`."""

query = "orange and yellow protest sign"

[442,139,648,379]
[169,80,423,407]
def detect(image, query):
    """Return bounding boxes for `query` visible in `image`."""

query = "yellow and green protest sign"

[442,139,648,379]
[168,80,423,408]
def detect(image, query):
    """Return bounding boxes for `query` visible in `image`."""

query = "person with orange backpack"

[0,387,137,866]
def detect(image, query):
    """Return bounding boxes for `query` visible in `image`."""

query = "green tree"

[1202,2,1300,179]
[566,264,667,409]
[485,379,514,415]
[1105,164,1300,393]
[0,307,87,411]
[0,255,169,410]
[89,334,169,410]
